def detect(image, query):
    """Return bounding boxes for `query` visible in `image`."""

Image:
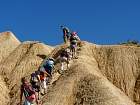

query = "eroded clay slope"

[0,76,10,105]
[42,42,135,105]
[0,31,20,63]
[93,44,140,104]
[0,32,140,105]
[0,31,20,105]
[0,41,53,105]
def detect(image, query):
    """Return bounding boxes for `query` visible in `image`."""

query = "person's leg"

[70,44,74,59]
[35,85,40,100]
[60,57,63,71]
[63,57,68,70]
[46,77,49,85]
[43,79,47,89]
[63,36,67,43]
[37,91,40,100]
[42,79,47,94]
[40,80,46,95]
[73,44,77,58]
[61,62,64,71]
[70,48,72,58]
[74,47,76,58]
[66,57,69,69]
[40,81,44,95]
[72,47,74,58]
[24,99,33,105]
[66,34,69,41]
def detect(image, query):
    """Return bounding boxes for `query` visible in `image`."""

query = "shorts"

[70,44,76,49]
[41,80,47,89]
[71,40,77,45]
[60,57,67,62]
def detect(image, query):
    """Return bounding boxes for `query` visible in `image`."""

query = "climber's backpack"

[44,60,54,70]
[43,60,54,75]
[30,73,38,83]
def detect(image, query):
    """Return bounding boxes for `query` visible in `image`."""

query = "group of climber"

[19,25,81,105]
[19,58,55,105]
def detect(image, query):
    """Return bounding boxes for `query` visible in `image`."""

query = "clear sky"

[0,0,140,45]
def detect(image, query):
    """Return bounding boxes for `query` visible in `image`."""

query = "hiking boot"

[74,56,78,59]
[41,93,45,96]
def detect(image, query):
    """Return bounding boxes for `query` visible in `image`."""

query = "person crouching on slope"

[43,58,55,77]
[19,77,39,105]
[60,25,70,43]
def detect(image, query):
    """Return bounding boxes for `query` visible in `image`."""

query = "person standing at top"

[69,32,80,58]
[60,25,70,43]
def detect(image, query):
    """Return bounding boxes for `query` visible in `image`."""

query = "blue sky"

[0,0,140,45]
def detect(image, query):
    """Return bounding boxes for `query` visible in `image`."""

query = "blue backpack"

[43,60,54,74]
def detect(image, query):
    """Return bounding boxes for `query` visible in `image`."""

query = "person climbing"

[39,71,47,95]
[30,71,40,100]
[19,77,38,105]
[69,31,80,58]
[60,25,70,43]
[43,57,55,77]
[59,48,71,72]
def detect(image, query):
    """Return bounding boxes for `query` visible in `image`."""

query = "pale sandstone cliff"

[0,33,140,105]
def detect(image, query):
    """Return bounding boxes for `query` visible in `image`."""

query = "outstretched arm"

[44,71,51,77]
[77,36,80,41]
[35,93,39,104]
[64,30,67,36]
